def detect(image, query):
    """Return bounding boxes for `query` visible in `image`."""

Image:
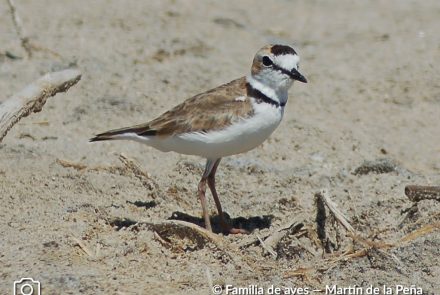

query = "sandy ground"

[1,1,439,294]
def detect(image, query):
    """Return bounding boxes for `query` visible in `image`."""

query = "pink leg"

[197,177,212,232]
[197,159,220,232]
[207,159,248,234]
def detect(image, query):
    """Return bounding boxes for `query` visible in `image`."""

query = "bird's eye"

[262,56,273,67]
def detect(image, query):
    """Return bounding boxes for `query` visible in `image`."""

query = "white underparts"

[113,98,283,158]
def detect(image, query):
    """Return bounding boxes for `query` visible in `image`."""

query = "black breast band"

[246,82,285,107]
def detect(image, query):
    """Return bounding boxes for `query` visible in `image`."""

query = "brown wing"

[90,77,253,141]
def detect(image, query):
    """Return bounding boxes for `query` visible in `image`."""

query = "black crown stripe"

[270,45,297,56]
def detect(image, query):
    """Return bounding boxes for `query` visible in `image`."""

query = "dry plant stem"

[205,267,214,294]
[398,222,440,245]
[71,237,94,258]
[284,195,440,279]
[141,220,224,248]
[257,234,277,258]
[119,154,150,178]
[57,158,122,173]
[0,69,81,143]
[153,231,171,248]
[235,214,306,249]
[263,219,300,249]
[56,157,161,195]
[405,185,440,202]
[264,213,306,250]
[316,189,356,234]
[315,190,380,248]
[95,243,101,259]
[56,159,88,171]
[119,153,157,191]
[139,219,254,270]
[6,0,32,57]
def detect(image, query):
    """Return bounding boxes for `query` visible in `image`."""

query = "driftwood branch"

[0,69,81,143]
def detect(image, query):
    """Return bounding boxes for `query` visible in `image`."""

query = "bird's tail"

[89,131,118,142]
[90,124,156,142]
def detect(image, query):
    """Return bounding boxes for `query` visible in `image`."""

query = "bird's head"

[251,44,307,92]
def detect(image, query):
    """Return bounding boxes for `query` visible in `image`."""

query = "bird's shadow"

[168,211,273,234]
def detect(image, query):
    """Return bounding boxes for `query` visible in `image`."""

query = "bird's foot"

[226,227,249,235]
[219,222,249,235]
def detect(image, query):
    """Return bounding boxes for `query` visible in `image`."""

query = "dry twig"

[264,215,306,249]
[119,154,157,191]
[235,213,306,249]
[6,0,32,57]
[285,220,439,280]
[285,191,439,281]
[71,237,94,258]
[316,190,396,249]
[205,267,214,295]
[316,190,355,234]
[257,234,277,258]
[57,158,121,174]
[6,0,61,58]
[56,159,88,171]
[153,231,171,248]
[139,219,254,270]
[398,222,440,245]
[140,219,225,249]
[0,69,81,143]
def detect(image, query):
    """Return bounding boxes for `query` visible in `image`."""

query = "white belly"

[142,102,284,159]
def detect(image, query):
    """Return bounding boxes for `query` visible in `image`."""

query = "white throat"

[247,74,291,105]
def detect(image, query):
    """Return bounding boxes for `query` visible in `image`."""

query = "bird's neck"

[246,75,290,105]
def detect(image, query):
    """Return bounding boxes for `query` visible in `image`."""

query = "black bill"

[289,68,307,83]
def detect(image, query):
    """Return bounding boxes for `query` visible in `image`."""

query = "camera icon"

[13,278,40,295]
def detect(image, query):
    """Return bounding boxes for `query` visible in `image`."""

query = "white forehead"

[273,54,299,70]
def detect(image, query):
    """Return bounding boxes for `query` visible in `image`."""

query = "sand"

[0,1,439,294]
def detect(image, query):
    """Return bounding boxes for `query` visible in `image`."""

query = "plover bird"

[91,44,307,234]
